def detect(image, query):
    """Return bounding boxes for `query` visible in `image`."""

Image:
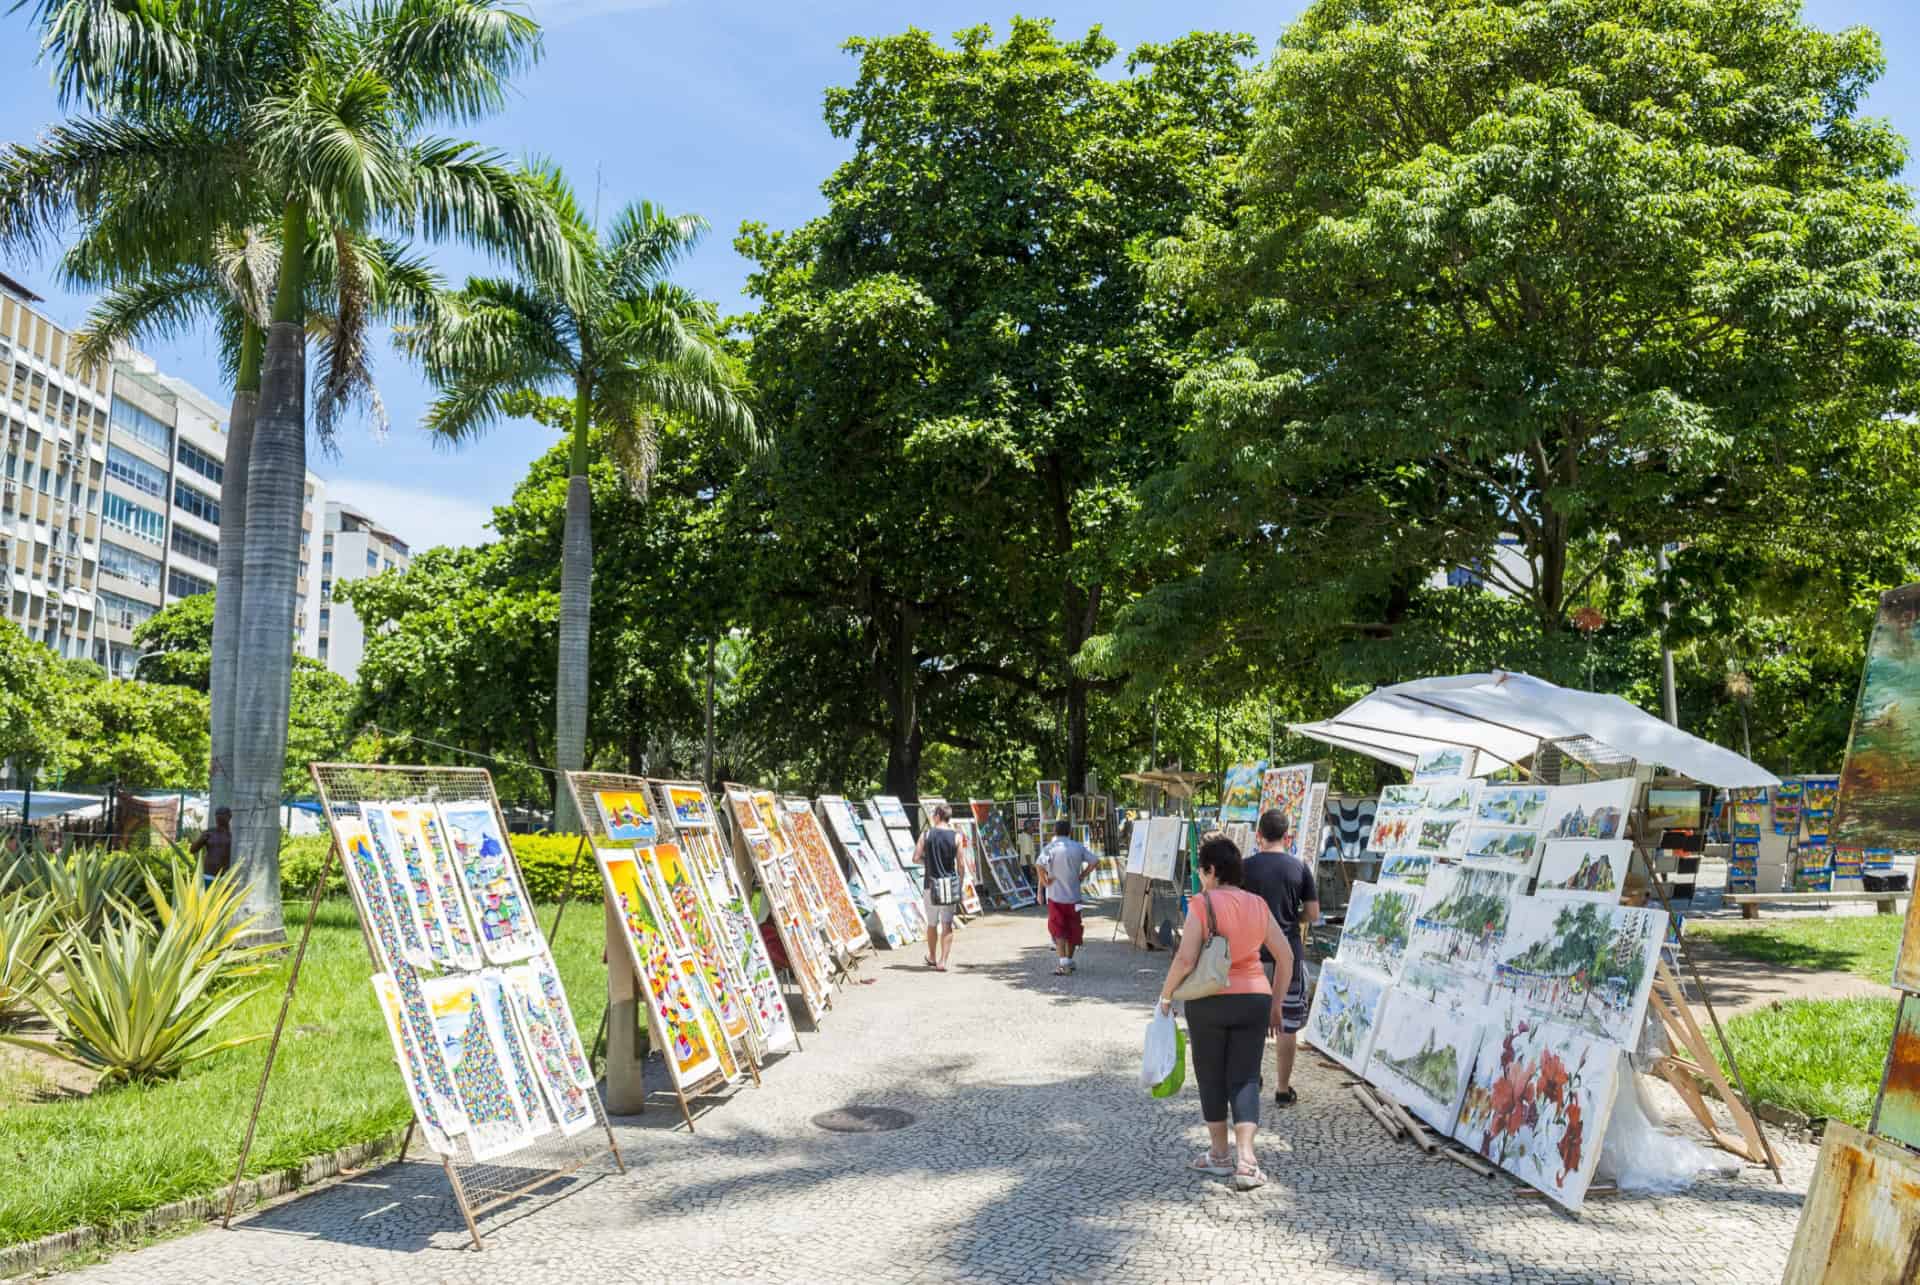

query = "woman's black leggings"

[1184,992,1269,1126]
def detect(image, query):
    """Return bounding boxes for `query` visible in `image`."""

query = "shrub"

[0,894,59,1028]
[1,847,145,935]
[278,834,345,901]
[509,833,600,902]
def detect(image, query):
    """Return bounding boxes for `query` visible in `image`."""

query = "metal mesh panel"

[308,763,617,1223]
[1535,735,1638,786]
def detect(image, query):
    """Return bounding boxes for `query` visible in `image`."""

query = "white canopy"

[1290,671,1780,789]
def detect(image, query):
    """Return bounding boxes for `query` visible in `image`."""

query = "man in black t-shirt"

[1242,808,1320,1106]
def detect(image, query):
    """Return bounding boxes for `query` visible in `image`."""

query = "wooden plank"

[1783,1122,1920,1285]
[1656,961,1777,1168]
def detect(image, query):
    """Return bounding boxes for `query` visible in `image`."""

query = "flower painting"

[1336,882,1417,978]
[1366,990,1487,1135]
[1454,1010,1621,1212]
[1535,840,1632,905]
[1370,807,1421,853]
[1302,959,1388,1077]
[1490,899,1665,1047]
[595,790,657,843]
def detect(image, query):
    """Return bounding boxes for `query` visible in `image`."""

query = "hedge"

[278,831,599,902]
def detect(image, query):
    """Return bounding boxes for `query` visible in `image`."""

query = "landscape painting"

[1645,787,1703,836]
[1378,852,1434,886]
[438,800,541,964]
[1415,815,1470,857]
[1535,840,1632,904]
[1221,761,1266,823]
[1540,779,1635,842]
[1369,807,1420,853]
[1477,785,1549,829]
[595,789,657,843]
[1834,584,1920,852]
[1489,899,1666,1047]
[874,795,913,829]
[418,975,537,1162]
[1379,784,1428,808]
[1460,824,1542,876]
[1422,780,1480,819]
[1414,746,1470,779]
[1454,1009,1622,1212]
[1302,959,1389,1077]
[1336,881,1417,978]
[1366,990,1486,1135]
[666,785,714,828]
[1402,864,1523,982]
[1870,995,1920,1152]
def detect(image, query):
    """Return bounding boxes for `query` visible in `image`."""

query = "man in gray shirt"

[1037,820,1097,975]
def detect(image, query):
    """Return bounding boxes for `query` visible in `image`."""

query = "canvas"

[1402,864,1523,985]
[889,826,920,867]
[1369,806,1420,853]
[1414,746,1471,779]
[1454,1009,1621,1212]
[397,805,485,971]
[1143,816,1184,883]
[1378,852,1434,886]
[1476,785,1549,829]
[1366,990,1486,1135]
[1221,761,1266,823]
[1834,586,1920,852]
[748,837,834,1015]
[499,966,596,1137]
[819,795,867,848]
[1459,824,1543,877]
[872,795,912,829]
[782,805,869,951]
[751,791,793,856]
[1126,818,1151,876]
[595,789,658,843]
[365,804,476,972]
[370,971,463,1154]
[644,844,752,1042]
[725,789,763,837]
[1644,788,1702,835]
[598,849,726,1086]
[684,957,740,1082]
[1302,958,1389,1077]
[1379,784,1428,809]
[1535,840,1632,904]
[1414,815,1470,857]
[336,817,430,971]
[1336,881,1417,978]
[665,785,714,828]
[1782,1121,1920,1285]
[1871,994,1920,1151]
[419,974,539,1161]
[1898,888,1920,993]
[438,801,541,964]
[1539,780,1635,842]
[1420,779,1481,820]
[1490,898,1666,1047]
[1257,763,1314,858]
[1034,782,1066,824]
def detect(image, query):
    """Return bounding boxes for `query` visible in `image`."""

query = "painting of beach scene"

[1378,852,1434,886]
[1336,881,1417,978]
[1489,899,1665,1047]
[1414,746,1471,779]
[1403,864,1523,983]
[1460,824,1543,876]
[1535,840,1632,904]
[1302,959,1389,1077]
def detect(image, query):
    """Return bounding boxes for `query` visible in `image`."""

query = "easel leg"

[677,1085,697,1133]
[443,1155,486,1251]
[546,832,590,945]
[223,840,337,1229]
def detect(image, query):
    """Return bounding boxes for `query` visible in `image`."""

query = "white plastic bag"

[1142,1008,1178,1091]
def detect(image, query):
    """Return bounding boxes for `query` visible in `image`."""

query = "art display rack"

[226,763,624,1251]
[558,772,759,1131]
[719,782,844,1014]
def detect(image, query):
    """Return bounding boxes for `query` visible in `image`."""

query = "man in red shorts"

[1037,819,1097,975]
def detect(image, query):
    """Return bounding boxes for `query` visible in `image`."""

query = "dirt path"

[1684,940,1892,1017]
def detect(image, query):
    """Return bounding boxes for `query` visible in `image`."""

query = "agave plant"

[0,894,61,1029]
[1,847,146,936]
[142,866,277,979]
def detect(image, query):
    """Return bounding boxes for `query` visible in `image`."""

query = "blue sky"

[2,0,1917,551]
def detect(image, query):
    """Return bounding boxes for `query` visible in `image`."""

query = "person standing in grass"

[1242,809,1320,1107]
[190,806,234,889]
[1037,819,1097,975]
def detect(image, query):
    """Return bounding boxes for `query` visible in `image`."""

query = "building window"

[101,491,166,543]
[173,479,218,525]
[97,589,158,629]
[321,552,332,572]
[318,607,330,628]
[171,525,218,566]
[109,397,173,454]
[167,568,212,599]
[99,540,162,588]
[317,638,328,660]
[175,439,223,486]
[105,444,167,497]
[366,549,378,570]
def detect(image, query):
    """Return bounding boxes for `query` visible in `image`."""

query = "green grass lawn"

[1721,996,1897,1128]
[0,899,609,1251]
[1687,914,1901,983]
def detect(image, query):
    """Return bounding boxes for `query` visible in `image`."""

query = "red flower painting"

[1460,1016,1612,1211]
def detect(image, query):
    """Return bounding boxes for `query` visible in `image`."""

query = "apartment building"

[314,500,410,680]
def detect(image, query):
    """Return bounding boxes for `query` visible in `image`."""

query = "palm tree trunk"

[552,385,592,832]
[208,321,260,815]
[231,201,308,941]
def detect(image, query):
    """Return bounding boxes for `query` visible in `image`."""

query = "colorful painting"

[499,966,596,1137]
[1870,995,1920,1151]
[1645,787,1702,836]
[1303,783,1329,852]
[1490,899,1665,1047]
[1782,1120,1920,1285]
[1535,840,1632,904]
[665,785,714,828]
[1803,775,1840,815]
[476,972,554,1140]
[1336,881,1417,978]
[1378,852,1434,886]
[1415,815,1470,857]
[595,789,657,843]
[336,817,429,971]
[760,840,836,1014]
[644,843,752,1042]
[597,849,725,1086]
[1421,780,1481,820]
[751,791,792,855]
[1476,785,1549,829]
[1034,782,1066,825]
[1460,825,1542,876]
[1302,959,1389,1077]
[1896,887,1920,993]
[438,801,541,964]
[418,974,537,1161]
[1414,746,1470,779]
[1401,864,1523,993]
[366,804,474,972]
[784,804,870,951]
[1369,807,1420,853]
[683,828,798,1050]
[410,808,485,968]
[370,971,462,1154]
[725,788,764,836]
[1380,784,1428,809]
[1455,1010,1621,1212]
[1258,763,1314,858]
[1540,780,1634,842]
[874,795,913,829]
[1366,990,1486,1135]
[1221,761,1266,824]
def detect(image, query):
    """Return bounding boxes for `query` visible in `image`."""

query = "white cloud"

[526,0,668,23]
[317,478,498,554]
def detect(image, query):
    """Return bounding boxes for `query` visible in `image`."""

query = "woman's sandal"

[1233,1162,1267,1191]
[1189,1151,1234,1176]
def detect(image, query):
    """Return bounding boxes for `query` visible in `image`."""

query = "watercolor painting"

[785,805,870,951]
[1336,881,1417,978]
[645,843,752,1042]
[889,826,920,867]
[597,850,724,1086]
[1369,807,1421,853]
[477,972,554,1140]
[1144,816,1184,883]
[1414,746,1470,779]
[1644,787,1703,836]
[336,817,430,971]
[370,971,462,1154]
[1415,815,1470,857]
[419,975,537,1161]
[1380,784,1428,809]
[1476,785,1549,829]
[438,801,541,964]
[1302,959,1389,1077]
[1535,840,1632,904]
[595,789,658,843]
[1366,990,1487,1136]
[1490,899,1666,1047]
[408,807,484,968]
[666,785,714,828]
[500,966,596,1137]
[1221,761,1266,823]
[1258,763,1315,858]
[1540,780,1635,842]
[1834,586,1920,852]
[1402,864,1523,988]
[1782,1122,1920,1285]
[365,804,466,971]
[1870,995,1920,1152]
[1378,851,1434,886]
[875,795,913,829]
[1126,819,1151,876]
[1422,780,1481,820]
[819,795,867,848]
[1454,1010,1621,1212]
[1460,825,1543,876]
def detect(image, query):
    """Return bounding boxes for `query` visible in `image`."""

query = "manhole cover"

[812,1106,915,1133]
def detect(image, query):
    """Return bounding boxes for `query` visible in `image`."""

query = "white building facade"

[315,500,410,681]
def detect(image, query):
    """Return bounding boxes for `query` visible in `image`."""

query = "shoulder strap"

[1200,890,1217,941]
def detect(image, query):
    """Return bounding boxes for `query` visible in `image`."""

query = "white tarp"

[1290,670,1779,788]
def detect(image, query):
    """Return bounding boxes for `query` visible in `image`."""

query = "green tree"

[0,618,72,786]
[402,174,758,829]
[132,593,215,691]
[62,677,210,789]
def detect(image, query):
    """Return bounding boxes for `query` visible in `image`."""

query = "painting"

[1540,779,1635,842]
[336,817,430,971]
[476,972,554,1140]
[1366,991,1486,1136]
[595,789,657,843]
[1871,995,1920,1151]
[1803,775,1839,814]
[499,966,596,1137]
[751,791,792,855]
[1302,959,1388,1077]
[393,805,484,971]
[1421,780,1481,820]
[1378,852,1434,886]
[665,785,714,828]
[725,788,764,837]
[744,838,833,1017]
[1490,898,1666,1047]
[1035,782,1066,825]
[681,832,797,1051]
[1126,818,1151,876]
[1476,785,1549,829]
[819,795,867,848]
[1336,881,1417,978]
[1379,784,1428,809]
[1144,816,1184,883]
[1414,746,1470,779]
[438,801,541,964]
[365,804,475,972]
[1535,840,1632,904]
[1454,1010,1621,1212]
[1782,1121,1920,1285]
[419,974,538,1161]
[597,849,725,1086]
[1401,864,1523,991]
[784,805,870,951]
[1258,763,1314,858]
[1221,761,1266,824]
[1369,807,1420,853]
[1414,815,1470,857]
[889,826,920,867]
[1459,825,1543,877]
[370,971,462,1154]
[1303,783,1329,853]
[1645,787,1702,836]
[1897,888,1920,993]
[644,843,752,1042]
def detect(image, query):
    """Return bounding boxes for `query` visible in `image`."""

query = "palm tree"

[403,169,760,829]
[4,0,564,936]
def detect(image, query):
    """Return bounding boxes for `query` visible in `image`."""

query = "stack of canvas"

[819,794,921,947]
[1306,747,1657,1212]
[336,798,598,1162]
[725,788,837,1018]
[973,801,1038,908]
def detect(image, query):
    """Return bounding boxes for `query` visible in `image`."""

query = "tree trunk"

[553,391,593,831]
[703,635,715,788]
[208,322,260,817]
[881,598,920,800]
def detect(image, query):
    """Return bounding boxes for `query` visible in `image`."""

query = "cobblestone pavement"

[62,904,1811,1285]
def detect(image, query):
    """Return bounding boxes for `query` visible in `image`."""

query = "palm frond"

[602,200,709,297]
[362,0,543,127]
[22,0,204,110]
[310,226,385,448]
[402,139,579,288]
[68,267,225,372]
